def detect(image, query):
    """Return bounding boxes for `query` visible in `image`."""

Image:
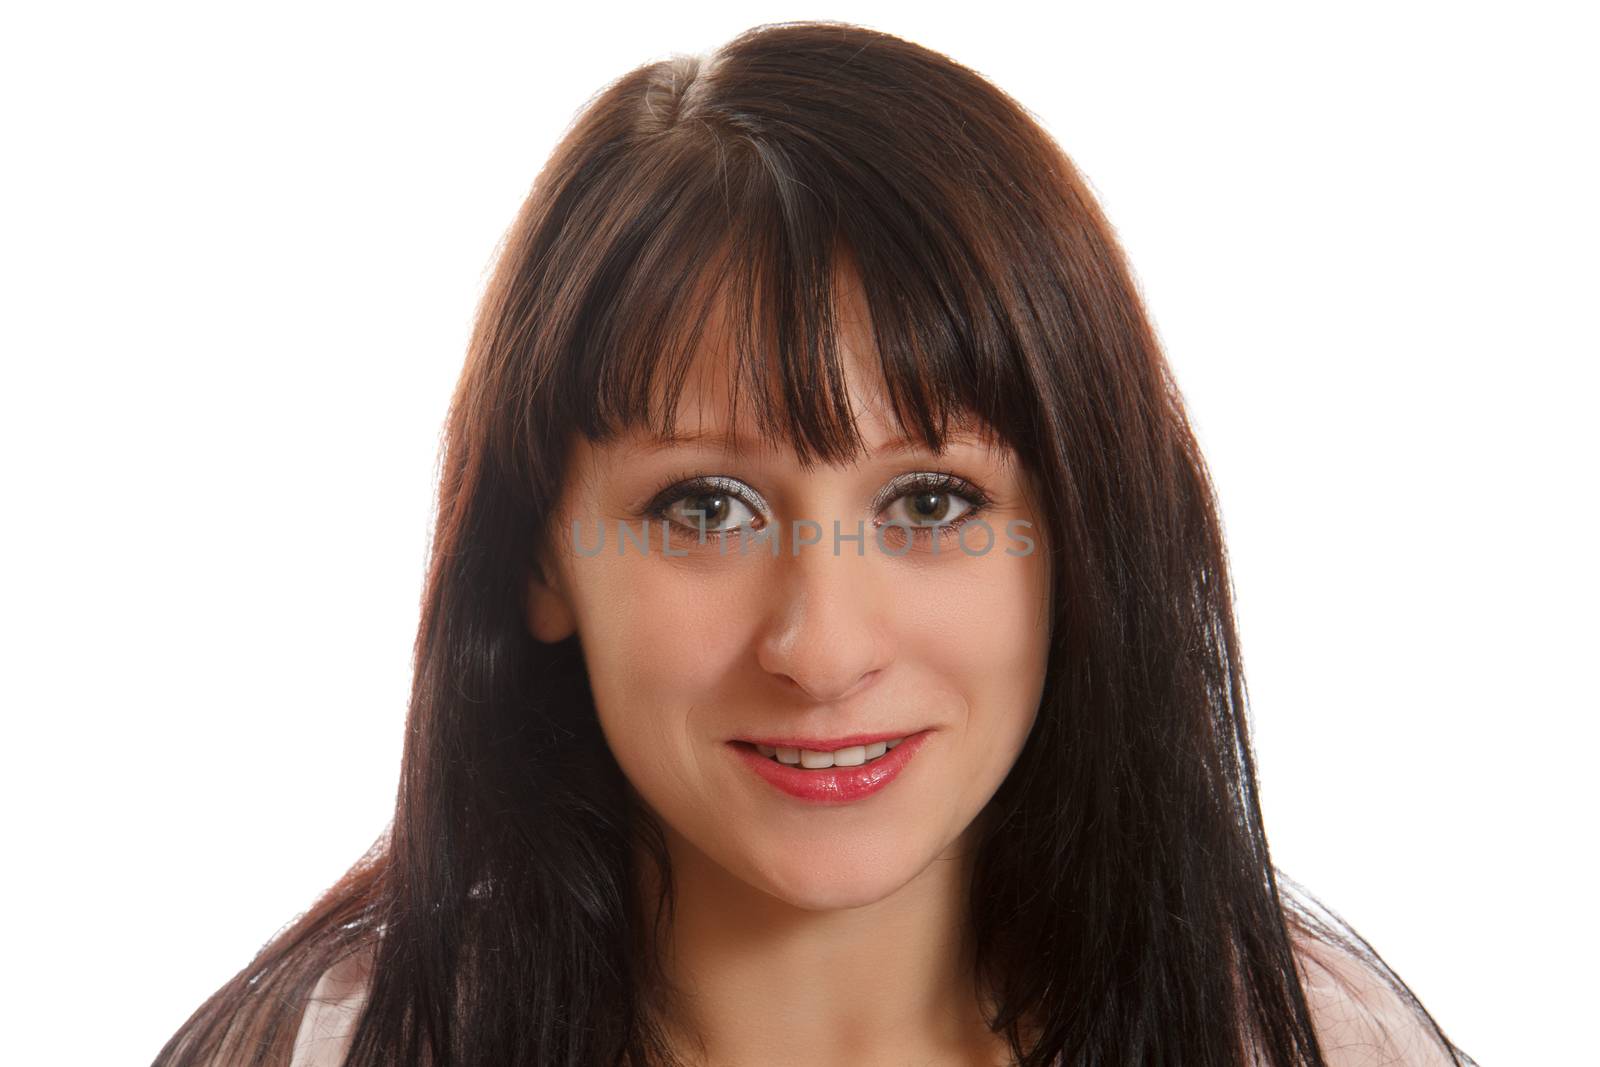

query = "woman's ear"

[525,559,576,644]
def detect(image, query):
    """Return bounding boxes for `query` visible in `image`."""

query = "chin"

[744,847,926,912]
[760,874,909,913]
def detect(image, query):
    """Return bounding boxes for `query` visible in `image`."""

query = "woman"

[155,20,1477,1067]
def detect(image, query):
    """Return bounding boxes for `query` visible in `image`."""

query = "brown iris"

[905,491,953,524]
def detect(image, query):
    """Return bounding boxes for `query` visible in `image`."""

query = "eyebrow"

[624,428,993,457]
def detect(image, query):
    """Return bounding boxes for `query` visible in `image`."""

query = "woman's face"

[526,285,1052,912]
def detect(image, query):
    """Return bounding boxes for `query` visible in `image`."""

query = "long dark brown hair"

[154,20,1476,1067]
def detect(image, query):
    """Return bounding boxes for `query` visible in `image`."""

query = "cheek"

[904,550,1050,751]
[565,555,755,755]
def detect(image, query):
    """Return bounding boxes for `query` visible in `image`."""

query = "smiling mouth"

[726,731,933,804]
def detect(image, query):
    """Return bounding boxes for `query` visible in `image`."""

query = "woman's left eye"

[881,486,977,528]
[873,472,992,539]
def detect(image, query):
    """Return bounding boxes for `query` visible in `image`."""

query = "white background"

[3,3,1592,1064]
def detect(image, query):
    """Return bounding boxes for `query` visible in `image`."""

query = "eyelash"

[642,469,993,550]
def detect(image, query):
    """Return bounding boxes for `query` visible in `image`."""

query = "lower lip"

[727,730,934,804]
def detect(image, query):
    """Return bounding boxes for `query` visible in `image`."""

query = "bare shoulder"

[288,944,377,1067]
[1292,932,1464,1067]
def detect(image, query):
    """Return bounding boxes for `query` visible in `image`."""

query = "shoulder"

[1293,933,1462,1067]
[288,945,376,1067]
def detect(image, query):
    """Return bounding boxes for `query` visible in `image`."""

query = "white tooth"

[885,737,904,749]
[864,741,887,759]
[799,748,836,769]
[775,746,801,765]
[832,745,867,767]
[756,743,777,757]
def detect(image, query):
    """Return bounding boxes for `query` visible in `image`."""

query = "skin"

[523,269,1054,1067]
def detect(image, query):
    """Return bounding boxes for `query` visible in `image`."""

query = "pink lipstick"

[726,729,934,804]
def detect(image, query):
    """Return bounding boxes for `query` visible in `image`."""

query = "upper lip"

[731,729,924,751]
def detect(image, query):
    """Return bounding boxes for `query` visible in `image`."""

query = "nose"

[754,532,892,705]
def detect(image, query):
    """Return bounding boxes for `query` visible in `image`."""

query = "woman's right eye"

[655,482,763,537]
